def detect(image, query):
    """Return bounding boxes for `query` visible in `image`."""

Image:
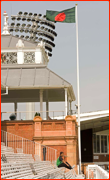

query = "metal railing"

[86,165,109,179]
[1,110,76,121]
[1,130,57,163]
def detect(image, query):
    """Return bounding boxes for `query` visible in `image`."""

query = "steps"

[1,143,34,163]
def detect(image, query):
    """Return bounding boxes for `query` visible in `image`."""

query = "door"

[81,129,93,162]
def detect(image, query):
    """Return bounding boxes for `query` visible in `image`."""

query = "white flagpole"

[75,4,81,174]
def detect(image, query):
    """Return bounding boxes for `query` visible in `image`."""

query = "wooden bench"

[16,148,23,153]
[1,146,14,153]
[47,168,65,179]
[34,155,41,162]
[1,160,5,164]
[1,162,34,179]
[1,162,49,179]
[64,170,75,179]
[64,169,85,179]
[54,174,64,179]
[1,154,7,163]
[2,152,34,163]
[72,167,85,179]
[1,161,66,179]
[30,161,65,179]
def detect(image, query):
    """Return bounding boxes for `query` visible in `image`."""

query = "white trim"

[1,86,8,96]
[80,110,109,117]
[76,110,109,122]
[2,50,18,52]
[1,49,36,52]
[93,162,109,165]
[94,153,109,155]
[65,88,67,116]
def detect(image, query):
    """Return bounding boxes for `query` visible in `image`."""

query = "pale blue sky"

[1,1,109,116]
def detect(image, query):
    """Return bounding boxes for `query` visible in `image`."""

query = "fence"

[1,110,76,121]
[1,130,57,163]
[86,165,109,179]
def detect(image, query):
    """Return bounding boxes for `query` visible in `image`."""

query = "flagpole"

[75,4,81,174]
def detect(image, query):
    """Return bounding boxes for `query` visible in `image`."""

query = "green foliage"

[34,112,40,117]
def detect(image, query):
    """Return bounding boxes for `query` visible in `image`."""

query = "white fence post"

[88,166,89,179]
[22,138,23,153]
[6,132,7,147]
[55,150,57,163]
[77,165,79,175]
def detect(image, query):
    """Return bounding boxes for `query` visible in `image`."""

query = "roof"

[78,110,109,131]
[76,110,109,121]
[1,64,76,101]
[1,35,37,49]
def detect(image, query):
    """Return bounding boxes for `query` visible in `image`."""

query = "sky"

[1,1,109,118]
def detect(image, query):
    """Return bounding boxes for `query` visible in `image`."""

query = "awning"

[1,64,76,102]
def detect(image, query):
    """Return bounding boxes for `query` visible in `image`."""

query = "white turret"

[2,11,10,35]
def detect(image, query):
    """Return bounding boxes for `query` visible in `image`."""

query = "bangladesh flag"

[46,7,75,23]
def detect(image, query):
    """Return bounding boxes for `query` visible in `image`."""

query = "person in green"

[56,152,74,169]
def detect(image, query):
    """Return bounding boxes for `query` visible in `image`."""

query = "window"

[101,135,107,153]
[93,134,109,154]
[97,135,100,153]
[93,134,100,153]
[93,134,96,153]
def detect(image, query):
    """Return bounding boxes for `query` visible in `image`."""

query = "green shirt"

[56,156,63,166]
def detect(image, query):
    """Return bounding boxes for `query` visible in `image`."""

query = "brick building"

[1,110,109,173]
[1,116,78,167]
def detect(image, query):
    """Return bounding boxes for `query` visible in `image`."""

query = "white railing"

[86,165,109,179]
[1,110,76,121]
[1,130,57,163]
[1,111,65,121]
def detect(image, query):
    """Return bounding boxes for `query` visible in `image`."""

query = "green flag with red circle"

[46,7,75,23]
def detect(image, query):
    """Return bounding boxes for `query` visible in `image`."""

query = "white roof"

[76,110,109,122]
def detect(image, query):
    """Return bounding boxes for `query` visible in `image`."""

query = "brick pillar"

[33,116,42,137]
[65,115,78,173]
[33,116,42,160]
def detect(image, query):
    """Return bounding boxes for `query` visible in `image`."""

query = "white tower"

[2,11,10,35]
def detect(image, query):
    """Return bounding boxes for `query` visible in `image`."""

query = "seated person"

[56,152,74,169]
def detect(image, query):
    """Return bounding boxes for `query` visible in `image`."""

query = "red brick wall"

[1,121,34,140]
[42,120,66,131]
[48,145,67,159]
[1,118,75,164]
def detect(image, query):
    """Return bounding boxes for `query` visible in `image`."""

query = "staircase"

[1,142,34,163]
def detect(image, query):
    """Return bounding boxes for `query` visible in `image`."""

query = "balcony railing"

[86,164,109,179]
[1,110,76,121]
